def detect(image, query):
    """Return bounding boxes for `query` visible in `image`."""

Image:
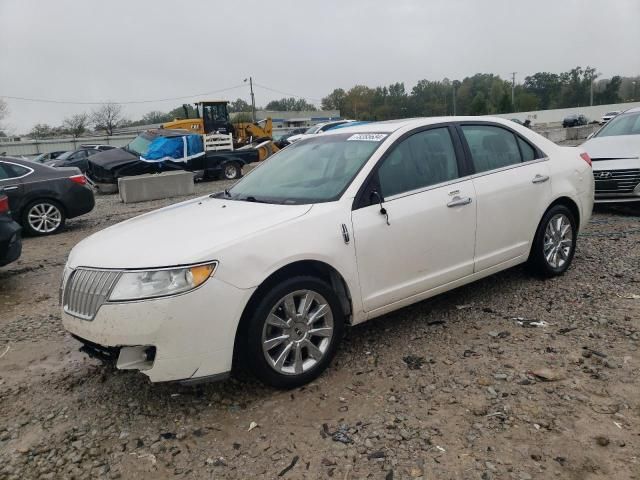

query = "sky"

[1,0,639,134]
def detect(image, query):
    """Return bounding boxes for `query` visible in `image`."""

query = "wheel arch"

[21,195,67,219]
[231,259,353,369]
[546,196,581,232]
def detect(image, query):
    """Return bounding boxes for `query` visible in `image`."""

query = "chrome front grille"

[594,168,640,194]
[63,268,121,320]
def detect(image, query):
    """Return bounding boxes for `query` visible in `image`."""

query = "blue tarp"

[140,134,204,163]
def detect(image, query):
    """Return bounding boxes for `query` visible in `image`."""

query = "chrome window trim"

[0,160,34,181]
[469,157,549,180]
[381,157,549,203]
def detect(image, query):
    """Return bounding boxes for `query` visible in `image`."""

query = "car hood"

[88,147,138,169]
[582,135,640,160]
[67,196,312,269]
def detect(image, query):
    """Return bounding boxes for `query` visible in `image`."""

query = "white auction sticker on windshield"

[346,133,388,142]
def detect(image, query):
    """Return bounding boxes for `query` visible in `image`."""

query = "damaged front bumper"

[62,276,255,383]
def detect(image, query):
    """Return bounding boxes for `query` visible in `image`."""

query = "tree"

[321,88,346,111]
[140,110,172,124]
[62,113,89,138]
[91,102,124,135]
[229,98,251,113]
[0,99,8,135]
[264,97,316,111]
[29,123,55,139]
[595,76,622,105]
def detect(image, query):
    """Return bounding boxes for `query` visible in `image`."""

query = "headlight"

[108,262,216,302]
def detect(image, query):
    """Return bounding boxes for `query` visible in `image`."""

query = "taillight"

[580,152,592,167]
[0,195,9,214]
[69,174,87,185]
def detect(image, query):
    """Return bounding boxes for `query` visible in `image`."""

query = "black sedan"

[45,148,101,172]
[0,191,22,266]
[0,157,95,236]
[31,151,67,163]
[562,114,588,128]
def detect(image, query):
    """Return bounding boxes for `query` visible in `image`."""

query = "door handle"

[2,185,19,191]
[447,196,472,207]
[532,174,549,184]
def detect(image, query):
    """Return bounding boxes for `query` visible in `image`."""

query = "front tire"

[245,276,344,388]
[22,200,66,236]
[528,204,577,277]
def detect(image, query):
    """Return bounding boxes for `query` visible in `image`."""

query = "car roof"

[622,106,640,114]
[323,116,517,135]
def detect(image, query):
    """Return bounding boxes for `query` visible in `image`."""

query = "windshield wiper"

[243,195,269,203]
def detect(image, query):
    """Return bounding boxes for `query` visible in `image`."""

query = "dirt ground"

[1,179,639,480]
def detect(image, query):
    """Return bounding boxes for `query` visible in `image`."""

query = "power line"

[0,84,247,106]
[253,82,323,103]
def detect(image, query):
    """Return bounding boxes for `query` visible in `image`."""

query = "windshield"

[228,133,386,204]
[304,125,322,134]
[55,151,73,161]
[127,133,154,156]
[595,112,640,137]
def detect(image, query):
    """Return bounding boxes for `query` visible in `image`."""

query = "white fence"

[492,101,640,126]
[0,134,137,157]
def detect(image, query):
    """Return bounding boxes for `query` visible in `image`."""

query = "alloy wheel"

[27,203,63,234]
[261,289,334,376]
[543,213,573,269]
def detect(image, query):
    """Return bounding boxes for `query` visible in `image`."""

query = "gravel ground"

[1,177,639,480]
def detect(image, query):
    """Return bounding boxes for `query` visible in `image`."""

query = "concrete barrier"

[118,171,195,204]
[535,124,599,143]
[566,124,598,140]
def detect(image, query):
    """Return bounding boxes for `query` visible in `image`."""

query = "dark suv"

[562,114,588,128]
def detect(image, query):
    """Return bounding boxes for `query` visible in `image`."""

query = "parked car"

[60,117,593,388]
[562,114,588,128]
[45,148,101,173]
[31,151,67,163]
[286,120,355,143]
[581,107,640,203]
[274,128,308,148]
[80,144,117,151]
[0,190,22,266]
[85,129,258,189]
[0,157,95,235]
[600,111,620,124]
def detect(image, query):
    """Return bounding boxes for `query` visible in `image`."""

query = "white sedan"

[61,117,594,388]
[582,107,640,203]
[286,120,355,143]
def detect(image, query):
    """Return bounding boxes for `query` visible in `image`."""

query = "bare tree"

[62,113,89,138]
[91,102,124,135]
[0,99,8,134]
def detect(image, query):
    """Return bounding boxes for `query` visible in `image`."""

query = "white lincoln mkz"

[61,117,594,388]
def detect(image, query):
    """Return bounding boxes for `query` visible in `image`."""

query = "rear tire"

[528,204,577,277]
[223,162,242,180]
[244,276,344,389]
[21,200,66,236]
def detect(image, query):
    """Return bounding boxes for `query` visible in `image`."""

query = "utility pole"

[590,71,601,107]
[452,84,457,116]
[244,77,256,122]
[510,72,517,111]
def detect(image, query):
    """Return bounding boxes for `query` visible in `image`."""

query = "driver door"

[351,126,477,313]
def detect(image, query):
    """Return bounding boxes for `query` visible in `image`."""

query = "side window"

[461,125,522,173]
[0,163,11,180]
[0,162,29,179]
[517,137,536,162]
[378,128,459,198]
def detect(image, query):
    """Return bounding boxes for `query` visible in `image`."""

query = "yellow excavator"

[162,100,278,160]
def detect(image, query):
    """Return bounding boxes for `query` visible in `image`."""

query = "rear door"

[457,123,552,272]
